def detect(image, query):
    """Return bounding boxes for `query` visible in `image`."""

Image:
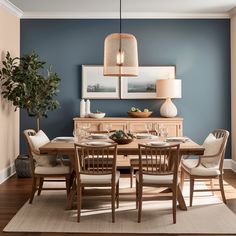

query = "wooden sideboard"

[73,117,183,137]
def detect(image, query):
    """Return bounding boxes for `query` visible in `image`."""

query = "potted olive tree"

[0,52,60,131]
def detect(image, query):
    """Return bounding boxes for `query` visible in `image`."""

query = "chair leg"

[138,183,143,223]
[219,174,227,204]
[65,176,70,196]
[172,186,177,224]
[37,177,44,196]
[77,184,82,222]
[116,181,119,209]
[29,177,37,204]
[130,166,134,188]
[180,168,185,191]
[190,177,194,207]
[136,179,138,209]
[111,185,115,223]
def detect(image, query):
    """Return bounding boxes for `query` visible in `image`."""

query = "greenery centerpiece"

[0,52,60,131]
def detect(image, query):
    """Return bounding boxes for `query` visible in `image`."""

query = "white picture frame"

[121,66,176,99]
[82,65,120,99]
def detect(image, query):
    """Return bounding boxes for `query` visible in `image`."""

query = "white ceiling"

[5,0,236,18]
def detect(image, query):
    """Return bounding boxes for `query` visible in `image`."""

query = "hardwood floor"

[0,170,236,236]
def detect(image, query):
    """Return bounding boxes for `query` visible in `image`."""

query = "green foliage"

[0,52,60,119]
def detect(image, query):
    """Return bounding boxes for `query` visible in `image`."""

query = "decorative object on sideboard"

[89,112,106,119]
[127,107,152,118]
[80,99,86,117]
[0,52,60,131]
[85,99,91,117]
[103,0,138,77]
[156,79,182,118]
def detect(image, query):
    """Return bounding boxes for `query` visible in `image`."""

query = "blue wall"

[20,19,231,157]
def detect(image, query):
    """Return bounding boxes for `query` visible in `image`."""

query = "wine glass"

[145,123,152,134]
[154,123,161,137]
[104,123,112,134]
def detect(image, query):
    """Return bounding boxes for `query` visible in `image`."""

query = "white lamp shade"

[156,79,182,98]
[103,33,139,77]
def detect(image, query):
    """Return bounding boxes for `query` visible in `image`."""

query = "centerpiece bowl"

[127,111,152,118]
[109,130,134,145]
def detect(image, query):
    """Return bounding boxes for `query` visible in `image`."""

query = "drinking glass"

[104,123,112,134]
[145,123,152,134]
[154,123,161,137]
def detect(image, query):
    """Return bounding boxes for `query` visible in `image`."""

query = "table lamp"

[156,79,182,118]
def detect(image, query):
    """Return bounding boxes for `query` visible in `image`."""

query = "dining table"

[39,136,205,211]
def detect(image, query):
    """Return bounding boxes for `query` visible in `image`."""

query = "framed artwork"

[121,66,176,99]
[82,65,120,99]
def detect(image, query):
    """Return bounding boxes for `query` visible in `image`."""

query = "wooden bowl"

[127,111,152,118]
[110,138,133,145]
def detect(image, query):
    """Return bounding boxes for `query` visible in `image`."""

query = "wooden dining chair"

[181,129,229,206]
[136,143,180,223]
[74,143,120,223]
[23,129,71,204]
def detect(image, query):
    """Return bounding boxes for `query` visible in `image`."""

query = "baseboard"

[231,159,236,173]
[223,159,232,170]
[0,163,15,184]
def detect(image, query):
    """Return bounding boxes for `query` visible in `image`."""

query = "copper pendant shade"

[103,0,139,77]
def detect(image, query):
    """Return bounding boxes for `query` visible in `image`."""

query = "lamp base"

[160,98,177,118]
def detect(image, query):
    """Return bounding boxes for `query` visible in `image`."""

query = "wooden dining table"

[39,137,204,211]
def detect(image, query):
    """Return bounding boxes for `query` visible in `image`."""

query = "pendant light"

[103,0,139,77]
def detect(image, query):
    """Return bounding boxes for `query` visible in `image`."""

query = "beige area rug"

[4,178,236,234]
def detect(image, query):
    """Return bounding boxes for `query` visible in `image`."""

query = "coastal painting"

[82,65,120,99]
[121,66,176,99]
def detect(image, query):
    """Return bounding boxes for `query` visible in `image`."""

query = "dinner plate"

[86,141,111,146]
[136,133,152,139]
[166,137,189,142]
[54,137,74,141]
[90,133,108,139]
[147,141,167,147]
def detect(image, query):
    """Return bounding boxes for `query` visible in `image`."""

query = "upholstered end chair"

[181,129,229,206]
[23,129,71,204]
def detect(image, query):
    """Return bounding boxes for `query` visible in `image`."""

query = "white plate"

[147,141,167,147]
[136,133,152,139]
[166,137,189,142]
[86,141,111,146]
[90,134,108,139]
[54,137,74,141]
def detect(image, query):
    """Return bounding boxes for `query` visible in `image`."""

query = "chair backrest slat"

[211,129,229,171]
[138,143,180,177]
[74,143,117,178]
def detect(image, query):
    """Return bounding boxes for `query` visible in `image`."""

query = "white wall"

[0,4,20,183]
[231,8,236,171]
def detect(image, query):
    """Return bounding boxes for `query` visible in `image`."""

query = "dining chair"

[74,143,120,223]
[181,129,229,206]
[136,143,180,223]
[23,129,71,204]
[129,130,158,188]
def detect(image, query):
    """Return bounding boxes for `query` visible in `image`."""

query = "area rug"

[4,178,236,234]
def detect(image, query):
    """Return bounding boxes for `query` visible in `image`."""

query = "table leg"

[65,178,76,210]
[177,184,187,210]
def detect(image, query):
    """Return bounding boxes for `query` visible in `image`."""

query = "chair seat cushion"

[181,159,220,176]
[80,171,120,184]
[136,171,174,184]
[35,165,70,175]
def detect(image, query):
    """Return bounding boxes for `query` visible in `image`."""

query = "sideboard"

[73,117,183,137]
